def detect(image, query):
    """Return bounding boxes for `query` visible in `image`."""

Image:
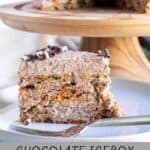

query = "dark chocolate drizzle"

[98,49,110,58]
[22,45,110,61]
[22,45,68,61]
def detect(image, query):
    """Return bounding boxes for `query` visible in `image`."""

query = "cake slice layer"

[18,46,121,124]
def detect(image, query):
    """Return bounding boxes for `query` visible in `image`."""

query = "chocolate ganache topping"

[22,45,68,61]
[98,49,110,58]
[22,45,110,61]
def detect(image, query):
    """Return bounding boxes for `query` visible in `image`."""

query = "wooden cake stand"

[0,1,150,81]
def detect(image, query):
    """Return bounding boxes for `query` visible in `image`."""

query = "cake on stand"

[0,1,150,81]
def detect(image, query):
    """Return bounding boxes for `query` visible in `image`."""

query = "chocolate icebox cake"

[32,0,93,10]
[18,46,121,124]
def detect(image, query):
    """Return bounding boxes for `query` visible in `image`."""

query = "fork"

[10,115,150,137]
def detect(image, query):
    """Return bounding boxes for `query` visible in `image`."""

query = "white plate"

[0,77,150,142]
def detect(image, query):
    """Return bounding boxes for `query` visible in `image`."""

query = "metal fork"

[10,115,150,137]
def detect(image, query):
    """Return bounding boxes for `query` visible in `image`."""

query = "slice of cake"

[32,0,93,10]
[117,0,150,13]
[18,46,121,124]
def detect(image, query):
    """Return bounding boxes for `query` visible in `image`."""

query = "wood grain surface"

[0,1,150,36]
[81,37,150,81]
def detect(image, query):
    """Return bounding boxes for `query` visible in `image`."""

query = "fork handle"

[91,115,150,127]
